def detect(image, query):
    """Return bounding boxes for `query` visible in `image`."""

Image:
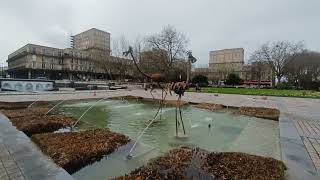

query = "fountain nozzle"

[126,154,133,160]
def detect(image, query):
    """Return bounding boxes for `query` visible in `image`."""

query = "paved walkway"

[0,89,319,179]
[0,114,74,180]
[290,113,320,171]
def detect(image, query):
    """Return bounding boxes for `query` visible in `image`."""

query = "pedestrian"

[195,83,201,92]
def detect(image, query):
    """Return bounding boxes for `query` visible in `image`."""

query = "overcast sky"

[1,0,319,66]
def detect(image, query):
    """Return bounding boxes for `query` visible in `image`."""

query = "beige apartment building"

[7,28,132,80]
[209,48,245,79]
[193,48,272,85]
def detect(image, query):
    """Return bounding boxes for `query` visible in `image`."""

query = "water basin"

[59,99,280,179]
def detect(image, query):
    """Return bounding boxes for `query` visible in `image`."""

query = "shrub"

[226,74,241,86]
[192,75,208,87]
[276,82,292,90]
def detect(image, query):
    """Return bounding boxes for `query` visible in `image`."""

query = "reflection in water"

[60,99,280,180]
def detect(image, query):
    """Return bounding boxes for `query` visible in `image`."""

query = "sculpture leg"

[150,87,155,99]
[178,95,186,135]
[163,89,168,101]
[159,89,164,121]
[175,99,178,137]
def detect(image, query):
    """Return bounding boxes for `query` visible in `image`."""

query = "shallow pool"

[59,99,280,179]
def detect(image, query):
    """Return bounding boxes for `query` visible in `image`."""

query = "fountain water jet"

[72,98,107,128]
[28,97,41,108]
[126,102,163,159]
[45,99,67,115]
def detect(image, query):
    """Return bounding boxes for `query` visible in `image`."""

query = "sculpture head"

[187,51,197,63]
[123,46,133,57]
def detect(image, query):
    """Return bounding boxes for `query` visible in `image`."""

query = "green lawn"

[188,87,320,98]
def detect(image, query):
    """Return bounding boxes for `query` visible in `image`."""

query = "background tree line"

[251,41,320,90]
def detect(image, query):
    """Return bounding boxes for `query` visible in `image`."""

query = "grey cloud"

[1,0,319,66]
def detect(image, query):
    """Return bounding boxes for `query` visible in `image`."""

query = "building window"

[32,55,36,61]
[59,59,63,65]
[42,63,46,69]
[32,48,36,54]
[50,64,54,69]
[32,62,36,68]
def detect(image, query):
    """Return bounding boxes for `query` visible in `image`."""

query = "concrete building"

[209,48,244,67]
[192,48,272,86]
[73,28,110,51]
[208,48,245,80]
[7,28,132,80]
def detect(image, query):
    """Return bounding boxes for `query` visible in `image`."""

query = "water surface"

[59,99,280,179]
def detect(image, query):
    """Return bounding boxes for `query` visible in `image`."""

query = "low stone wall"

[111,95,189,107]
[1,108,50,118]
[193,103,225,111]
[238,106,280,121]
[0,101,49,110]
[32,129,130,174]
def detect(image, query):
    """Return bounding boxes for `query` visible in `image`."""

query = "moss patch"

[193,103,225,111]
[115,147,285,180]
[9,114,74,136]
[238,106,280,121]
[32,129,130,174]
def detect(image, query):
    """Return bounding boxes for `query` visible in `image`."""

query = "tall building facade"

[206,48,245,80]
[73,28,110,51]
[192,48,272,85]
[7,28,132,80]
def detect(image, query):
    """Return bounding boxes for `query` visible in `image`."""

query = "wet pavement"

[0,89,319,179]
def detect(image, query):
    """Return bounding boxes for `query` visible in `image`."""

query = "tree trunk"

[276,76,282,85]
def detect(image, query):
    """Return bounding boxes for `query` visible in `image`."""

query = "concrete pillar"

[28,70,31,79]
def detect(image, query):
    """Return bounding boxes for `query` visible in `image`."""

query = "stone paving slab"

[0,113,74,180]
[293,119,320,173]
[303,138,320,170]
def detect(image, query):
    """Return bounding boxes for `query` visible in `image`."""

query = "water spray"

[45,99,67,115]
[28,97,42,108]
[72,98,106,128]
[126,103,163,159]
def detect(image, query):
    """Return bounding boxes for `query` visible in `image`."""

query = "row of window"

[31,47,89,59]
[31,62,95,72]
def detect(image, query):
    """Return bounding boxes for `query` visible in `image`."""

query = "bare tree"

[285,51,320,89]
[112,36,132,80]
[251,41,304,84]
[145,25,189,76]
[250,61,264,88]
[95,53,113,80]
